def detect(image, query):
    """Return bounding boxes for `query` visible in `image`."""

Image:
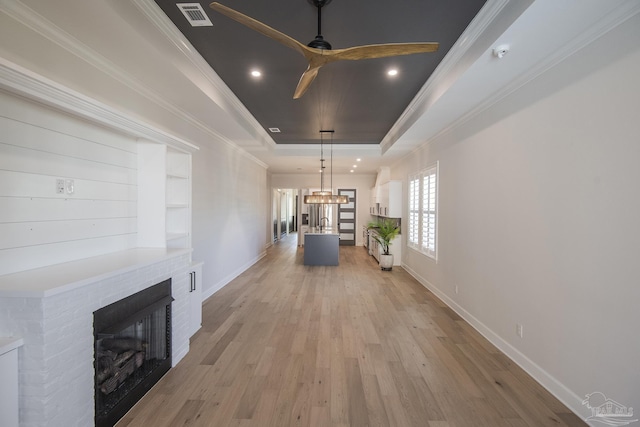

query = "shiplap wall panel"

[0,142,137,184]
[0,235,138,274]
[0,97,137,155]
[0,170,137,200]
[0,198,136,223]
[0,92,140,275]
[0,218,137,250]
[0,116,137,170]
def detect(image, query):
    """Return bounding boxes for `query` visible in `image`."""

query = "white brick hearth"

[0,248,192,427]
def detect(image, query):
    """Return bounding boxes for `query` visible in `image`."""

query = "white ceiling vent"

[177,3,213,27]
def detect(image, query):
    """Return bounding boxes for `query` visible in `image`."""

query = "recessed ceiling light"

[387,69,398,77]
[356,158,361,162]
[350,170,354,173]
[251,70,261,77]
[352,165,357,168]
[268,127,281,133]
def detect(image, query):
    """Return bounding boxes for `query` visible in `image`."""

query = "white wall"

[192,140,268,299]
[393,15,640,418]
[0,91,138,275]
[271,173,376,246]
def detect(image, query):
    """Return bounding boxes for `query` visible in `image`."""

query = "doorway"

[273,189,297,242]
[338,189,356,246]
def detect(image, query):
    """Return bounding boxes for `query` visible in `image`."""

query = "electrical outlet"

[56,179,65,194]
[516,323,524,338]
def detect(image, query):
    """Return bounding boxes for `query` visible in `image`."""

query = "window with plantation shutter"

[408,176,420,248]
[407,163,438,259]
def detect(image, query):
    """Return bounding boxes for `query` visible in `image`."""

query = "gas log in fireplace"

[93,279,173,427]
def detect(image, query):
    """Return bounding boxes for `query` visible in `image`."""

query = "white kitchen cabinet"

[370,234,380,261]
[377,180,402,218]
[187,262,203,337]
[369,187,378,215]
[362,226,369,250]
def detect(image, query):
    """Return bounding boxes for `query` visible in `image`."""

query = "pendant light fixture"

[304,130,349,204]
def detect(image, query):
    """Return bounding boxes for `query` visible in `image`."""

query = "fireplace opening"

[93,279,173,427]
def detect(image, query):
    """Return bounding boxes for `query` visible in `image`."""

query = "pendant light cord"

[330,132,333,194]
[320,131,324,192]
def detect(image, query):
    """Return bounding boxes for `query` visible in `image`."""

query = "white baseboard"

[401,262,590,422]
[202,250,267,301]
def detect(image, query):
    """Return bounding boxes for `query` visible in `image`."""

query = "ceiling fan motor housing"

[307,0,333,49]
[308,36,332,50]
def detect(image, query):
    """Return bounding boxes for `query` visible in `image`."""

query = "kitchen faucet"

[320,216,329,231]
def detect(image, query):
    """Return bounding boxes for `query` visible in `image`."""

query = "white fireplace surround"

[0,248,192,427]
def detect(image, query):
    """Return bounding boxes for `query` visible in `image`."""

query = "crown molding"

[0,0,270,167]
[423,0,640,148]
[131,0,276,150]
[384,0,640,155]
[379,0,516,153]
[0,57,202,152]
[396,0,640,172]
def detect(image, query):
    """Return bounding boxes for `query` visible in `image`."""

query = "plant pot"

[379,254,393,271]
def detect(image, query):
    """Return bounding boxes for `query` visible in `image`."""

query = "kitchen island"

[303,230,339,266]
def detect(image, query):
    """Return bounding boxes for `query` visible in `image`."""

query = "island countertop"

[305,227,339,235]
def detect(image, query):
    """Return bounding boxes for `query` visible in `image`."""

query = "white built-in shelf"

[166,232,189,241]
[166,173,189,179]
[165,147,191,251]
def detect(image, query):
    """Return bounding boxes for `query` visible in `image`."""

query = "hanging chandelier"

[304,130,349,204]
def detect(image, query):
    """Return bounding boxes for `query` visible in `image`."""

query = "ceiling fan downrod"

[307,0,332,50]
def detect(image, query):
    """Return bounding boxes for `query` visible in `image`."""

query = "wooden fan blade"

[293,66,321,99]
[329,42,439,61]
[210,2,310,57]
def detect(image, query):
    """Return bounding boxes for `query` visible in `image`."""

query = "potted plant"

[368,219,400,271]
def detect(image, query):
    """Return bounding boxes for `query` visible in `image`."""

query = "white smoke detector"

[493,44,510,59]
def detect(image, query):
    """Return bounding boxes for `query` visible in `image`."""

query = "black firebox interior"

[93,279,173,427]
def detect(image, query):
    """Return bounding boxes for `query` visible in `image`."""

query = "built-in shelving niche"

[137,143,192,252]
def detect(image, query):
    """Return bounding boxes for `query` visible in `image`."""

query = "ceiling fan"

[209,0,439,99]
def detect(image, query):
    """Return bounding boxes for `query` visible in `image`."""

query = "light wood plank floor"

[117,236,586,427]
